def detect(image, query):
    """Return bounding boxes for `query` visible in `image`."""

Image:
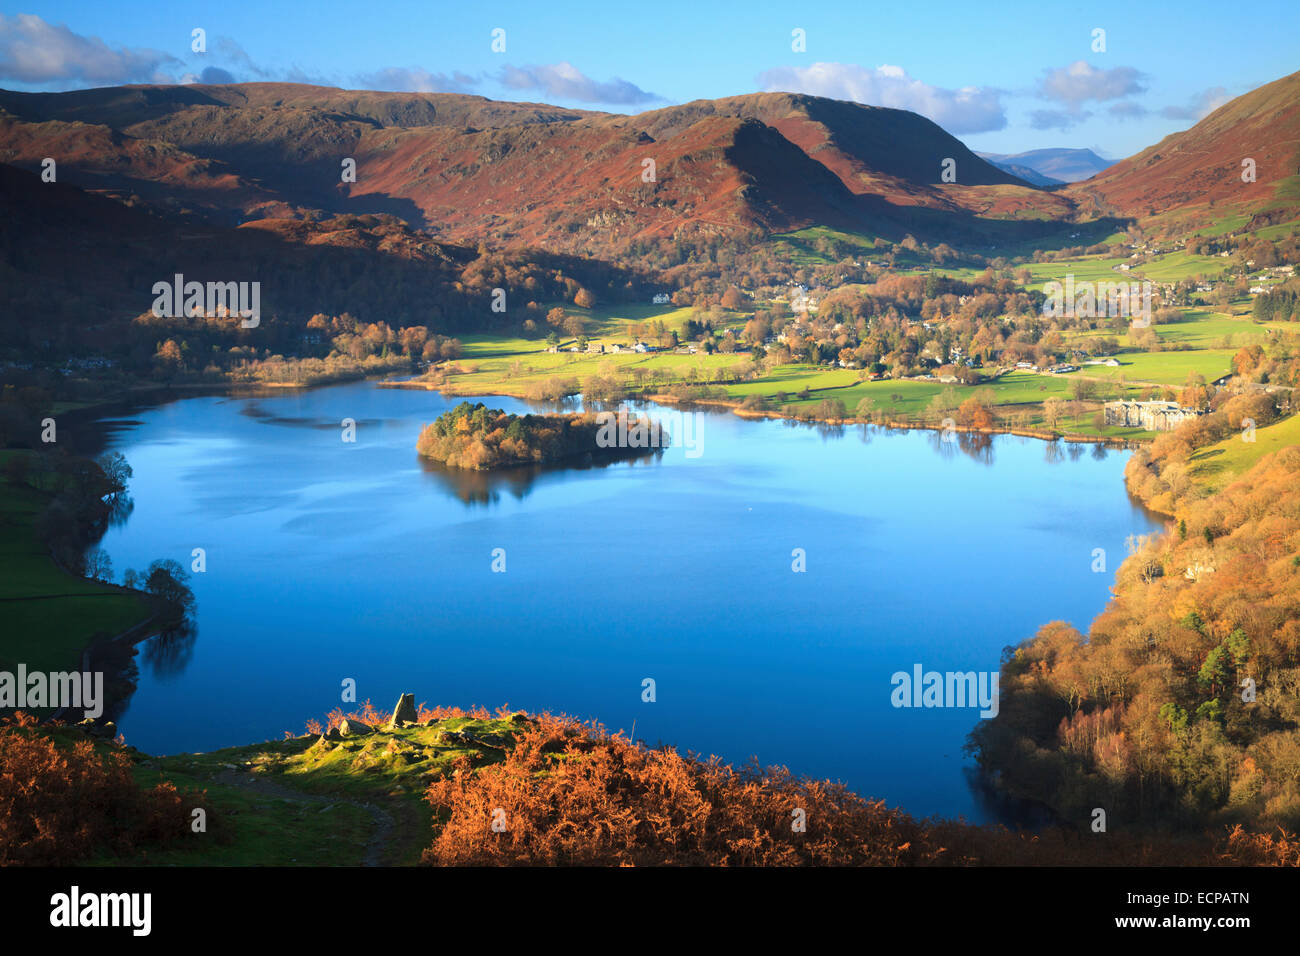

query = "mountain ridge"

[0,81,1070,251]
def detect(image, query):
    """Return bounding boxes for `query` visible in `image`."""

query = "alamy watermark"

[151,273,260,328]
[1042,276,1153,328]
[0,665,103,718]
[50,886,150,936]
[595,408,703,458]
[890,663,999,718]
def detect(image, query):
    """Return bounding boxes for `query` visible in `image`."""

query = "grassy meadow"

[0,451,150,677]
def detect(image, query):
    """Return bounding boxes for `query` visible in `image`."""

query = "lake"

[87,381,1161,822]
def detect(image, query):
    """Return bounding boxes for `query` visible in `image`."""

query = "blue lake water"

[90,381,1162,822]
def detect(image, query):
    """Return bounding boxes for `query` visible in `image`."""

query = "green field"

[1132,251,1230,283]
[1058,348,1237,386]
[1023,256,1133,285]
[0,451,149,676]
[1150,310,1271,348]
[768,226,884,266]
[1188,411,1300,493]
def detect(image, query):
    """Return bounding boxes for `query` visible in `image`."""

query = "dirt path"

[214,769,395,866]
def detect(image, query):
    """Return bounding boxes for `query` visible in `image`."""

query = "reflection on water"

[107,493,134,528]
[417,449,667,506]
[140,618,199,680]
[927,429,996,465]
[81,381,1162,824]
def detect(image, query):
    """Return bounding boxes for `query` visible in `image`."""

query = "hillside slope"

[1067,70,1300,227]
[0,82,1075,252]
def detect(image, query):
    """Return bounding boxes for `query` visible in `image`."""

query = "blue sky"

[3,1,1297,157]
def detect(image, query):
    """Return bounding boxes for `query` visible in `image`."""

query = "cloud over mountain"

[355,67,479,94]
[0,13,179,85]
[1161,85,1232,120]
[755,62,1006,134]
[498,62,659,105]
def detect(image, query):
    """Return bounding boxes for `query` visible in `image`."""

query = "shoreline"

[48,371,1171,831]
[378,375,1148,448]
[53,365,1152,450]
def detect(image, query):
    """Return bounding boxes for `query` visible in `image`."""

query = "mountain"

[977,148,1112,184]
[1066,70,1300,224]
[975,155,1064,187]
[0,82,1071,254]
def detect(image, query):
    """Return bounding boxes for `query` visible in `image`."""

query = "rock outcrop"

[387,693,417,729]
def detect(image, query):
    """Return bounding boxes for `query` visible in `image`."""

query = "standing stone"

[388,693,417,729]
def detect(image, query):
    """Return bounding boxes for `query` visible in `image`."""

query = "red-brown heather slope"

[0,113,290,218]
[0,82,1067,251]
[1067,69,1300,225]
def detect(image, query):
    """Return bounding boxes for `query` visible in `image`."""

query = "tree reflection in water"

[418,449,666,506]
[141,617,198,679]
[927,428,995,465]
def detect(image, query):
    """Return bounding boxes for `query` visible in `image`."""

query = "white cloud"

[498,62,659,105]
[355,67,479,94]
[755,62,1006,134]
[1108,101,1148,120]
[0,13,179,85]
[1161,86,1232,121]
[1030,108,1089,131]
[1038,61,1146,105]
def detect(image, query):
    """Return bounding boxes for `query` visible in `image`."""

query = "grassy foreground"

[114,705,527,866]
[0,700,1287,868]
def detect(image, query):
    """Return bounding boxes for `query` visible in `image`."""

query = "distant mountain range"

[976,148,1115,185]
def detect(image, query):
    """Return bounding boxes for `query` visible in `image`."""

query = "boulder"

[339,719,372,737]
[80,721,118,739]
[387,693,417,729]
